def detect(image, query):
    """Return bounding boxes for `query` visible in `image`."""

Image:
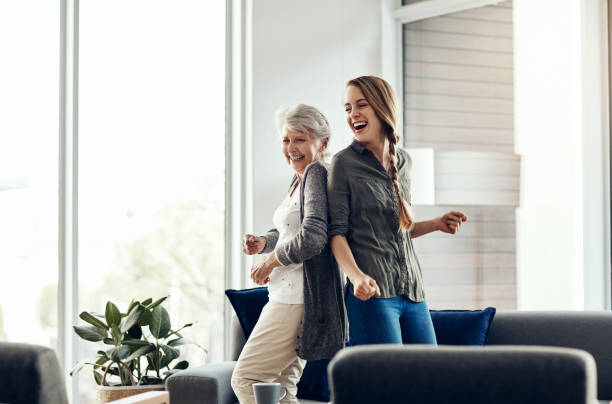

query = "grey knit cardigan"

[261,160,348,360]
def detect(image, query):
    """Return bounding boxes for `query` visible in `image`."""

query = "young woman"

[328,75,467,346]
[231,104,347,404]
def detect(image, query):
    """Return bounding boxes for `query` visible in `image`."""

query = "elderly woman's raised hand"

[251,252,282,285]
[242,234,266,255]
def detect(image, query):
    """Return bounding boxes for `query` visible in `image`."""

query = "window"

[76,1,226,400]
[0,1,60,348]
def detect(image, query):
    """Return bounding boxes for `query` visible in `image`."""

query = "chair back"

[0,342,69,404]
[329,344,598,404]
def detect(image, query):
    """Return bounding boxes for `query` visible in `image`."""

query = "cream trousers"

[231,301,306,404]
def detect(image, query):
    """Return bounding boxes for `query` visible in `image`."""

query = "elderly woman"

[231,104,347,404]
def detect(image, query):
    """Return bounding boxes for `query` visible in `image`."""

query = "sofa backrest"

[231,310,612,400]
[487,311,612,400]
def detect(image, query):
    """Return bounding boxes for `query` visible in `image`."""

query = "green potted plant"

[71,296,205,403]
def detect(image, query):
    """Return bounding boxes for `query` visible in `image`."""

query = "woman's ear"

[320,138,329,152]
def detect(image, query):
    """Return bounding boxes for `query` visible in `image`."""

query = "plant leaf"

[161,344,180,362]
[79,311,109,330]
[94,370,104,385]
[160,356,170,369]
[110,346,131,362]
[96,355,109,365]
[105,301,121,328]
[70,359,90,375]
[150,306,171,339]
[121,339,151,347]
[148,296,168,309]
[73,325,107,342]
[141,298,153,306]
[107,367,120,376]
[120,304,144,333]
[111,325,123,344]
[125,345,155,362]
[127,324,143,339]
[138,309,152,326]
[103,338,115,345]
[141,376,163,385]
[146,353,155,370]
[172,360,188,370]
[127,299,138,314]
[167,338,192,347]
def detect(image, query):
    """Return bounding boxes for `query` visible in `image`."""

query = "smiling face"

[281,129,325,176]
[343,85,385,145]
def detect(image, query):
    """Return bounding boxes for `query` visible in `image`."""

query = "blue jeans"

[346,288,437,345]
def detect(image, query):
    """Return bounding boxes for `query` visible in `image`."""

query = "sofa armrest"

[329,345,598,404]
[165,361,236,404]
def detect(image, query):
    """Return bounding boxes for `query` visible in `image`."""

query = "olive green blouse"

[327,140,426,301]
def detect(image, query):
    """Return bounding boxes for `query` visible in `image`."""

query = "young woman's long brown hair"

[346,75,413,230]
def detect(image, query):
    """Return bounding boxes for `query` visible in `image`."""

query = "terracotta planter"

[95,384,165,403]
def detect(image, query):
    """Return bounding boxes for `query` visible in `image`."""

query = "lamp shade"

[405,148,435,205]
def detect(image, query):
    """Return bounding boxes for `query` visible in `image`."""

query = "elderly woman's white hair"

[275,104,332,159]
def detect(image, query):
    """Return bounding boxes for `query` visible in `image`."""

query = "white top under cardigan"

[267,185,304,304]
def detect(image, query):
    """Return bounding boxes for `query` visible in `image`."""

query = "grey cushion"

[489,311,612,400]
[329,345,598,404]
[0,342,68,404]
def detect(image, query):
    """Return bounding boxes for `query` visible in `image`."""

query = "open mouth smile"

[353,121,368,131]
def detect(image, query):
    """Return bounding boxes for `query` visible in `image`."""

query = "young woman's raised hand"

[242,234,266,255]
[436,211,468,234]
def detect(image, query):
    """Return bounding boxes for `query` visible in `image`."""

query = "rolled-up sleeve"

[328,155,350,237]
[260,228,279,254]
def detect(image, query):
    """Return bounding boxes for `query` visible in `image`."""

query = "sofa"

[166,311,612,404]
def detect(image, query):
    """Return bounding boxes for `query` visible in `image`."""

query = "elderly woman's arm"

[260,229,280,253]
[274,162,328,265]
[251,163,328,285]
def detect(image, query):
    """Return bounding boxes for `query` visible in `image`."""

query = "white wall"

[514,0,610,310]
[245,0,610,309]
[250,0,382,236]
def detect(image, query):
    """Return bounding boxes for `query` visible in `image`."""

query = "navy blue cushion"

[429,307,496,345]
[296,359,330,401]
[225,287,331,401]
[225,287,269,338]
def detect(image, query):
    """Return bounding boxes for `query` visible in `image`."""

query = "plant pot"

[95,384,165,403]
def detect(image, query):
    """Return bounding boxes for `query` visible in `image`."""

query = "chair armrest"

[165,361,236,404]
[329,345,598,404]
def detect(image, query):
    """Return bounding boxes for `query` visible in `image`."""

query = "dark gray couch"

[166,311,612,404]
[0,342,69,404]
